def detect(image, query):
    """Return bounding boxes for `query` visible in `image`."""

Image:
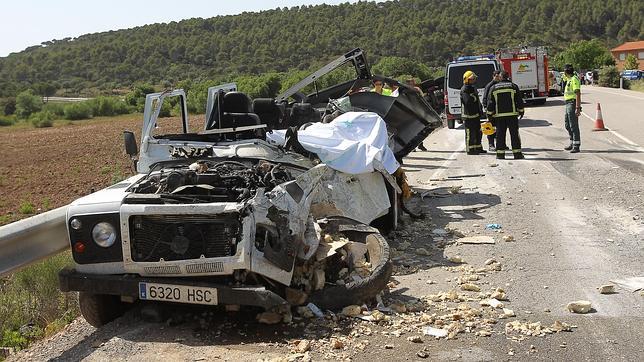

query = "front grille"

[144,265,181,274]
[186,262,224,274]
[130,214,241,262]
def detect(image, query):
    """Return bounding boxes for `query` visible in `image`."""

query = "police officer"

[482,70,501,151]
[562,64,582,153]
[486,70,525,160]
[461,70,485,155]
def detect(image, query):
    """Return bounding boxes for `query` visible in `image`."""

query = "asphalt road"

[10,87,644,361]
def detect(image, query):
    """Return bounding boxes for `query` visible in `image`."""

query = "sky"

[0,0,357,57]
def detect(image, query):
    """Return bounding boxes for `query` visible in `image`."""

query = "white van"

[444,56,501,129]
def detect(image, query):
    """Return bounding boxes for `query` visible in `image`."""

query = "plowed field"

[0,116,201,226]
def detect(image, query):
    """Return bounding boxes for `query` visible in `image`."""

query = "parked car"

[621,70,642,81]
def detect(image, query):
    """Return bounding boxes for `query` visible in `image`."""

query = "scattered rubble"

[598,285,615,294]
[457,236,495,244]
[502,235,515,242]
[407,335,423,343]
[567,300,592,314]
[423,326,448,338]
[257,312,282,325]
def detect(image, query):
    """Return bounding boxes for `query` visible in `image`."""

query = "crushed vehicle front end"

[59,88,397,326]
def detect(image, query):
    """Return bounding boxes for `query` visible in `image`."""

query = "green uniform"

[563,74,581,147]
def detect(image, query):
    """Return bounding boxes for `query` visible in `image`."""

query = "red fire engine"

[496,46,549,105]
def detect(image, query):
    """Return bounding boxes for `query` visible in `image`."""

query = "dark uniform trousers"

[493,115,521,153]
[464,118,483,152]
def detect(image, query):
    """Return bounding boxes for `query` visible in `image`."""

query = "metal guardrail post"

[0,206,69,276]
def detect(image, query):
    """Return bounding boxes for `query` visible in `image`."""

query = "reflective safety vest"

[486,80,524,118]
[370,88,392,96]
[460,84,482,119]
[564,74,581,101]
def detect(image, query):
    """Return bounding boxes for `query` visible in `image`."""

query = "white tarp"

[266,112,400,174]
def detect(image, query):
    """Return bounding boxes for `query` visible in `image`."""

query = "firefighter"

[482,70,501,151]
[486,70,525,160]
[562,64,582,153]
[460,70,485,155]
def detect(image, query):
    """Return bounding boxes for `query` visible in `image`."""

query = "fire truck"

[496,46,549,105]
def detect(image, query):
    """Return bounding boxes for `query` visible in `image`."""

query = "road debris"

[485,223,502,230]
[609,276,644,292]
[407,335,423,343]
[502,235,515,242]
[448,256,465,263]
[423,326,448,338]
[484,258,497,265]
[598,285,615,294]
[460,283,481,292]
[341,305,362,317]
[295,340,311,353]
[416,350,429,358]
[257,311,282,324]
[457,236,495,244]
[567,300,592,314]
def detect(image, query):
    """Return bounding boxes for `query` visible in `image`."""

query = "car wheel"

[308,220,393,310]
[79,292,127,327]
[447,119,456,129]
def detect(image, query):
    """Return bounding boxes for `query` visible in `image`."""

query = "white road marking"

[581,111,644,152]
[585,86,644,101]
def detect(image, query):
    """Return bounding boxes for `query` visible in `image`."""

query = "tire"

[308,223,393,310]
[79,292,126,327]
[447,118,456,129]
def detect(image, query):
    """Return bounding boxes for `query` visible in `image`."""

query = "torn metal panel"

[0,206,69,276]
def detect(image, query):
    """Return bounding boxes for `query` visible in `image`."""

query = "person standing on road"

[562,64,582,153]
[486,70,525,160]
[482,70,501,152]
[460,70,485,155]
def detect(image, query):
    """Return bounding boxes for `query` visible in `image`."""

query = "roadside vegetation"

[0,253,78,355]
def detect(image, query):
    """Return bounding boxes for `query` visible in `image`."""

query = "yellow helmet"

[481,121,496,135]
[463,70,477,83]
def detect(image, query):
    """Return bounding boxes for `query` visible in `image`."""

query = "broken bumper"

[58,268,288,310]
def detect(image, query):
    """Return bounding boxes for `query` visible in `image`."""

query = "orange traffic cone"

[592,103,608,131]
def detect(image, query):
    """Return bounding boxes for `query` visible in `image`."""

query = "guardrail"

[43,96,92,103]
[0,206,69,277]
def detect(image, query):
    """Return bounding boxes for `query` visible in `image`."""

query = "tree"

[623,54,639,70]
[15,90,42,119]
[553,39,614,70]
[372,57,433,80]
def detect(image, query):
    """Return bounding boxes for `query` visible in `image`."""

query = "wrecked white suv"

[55,50,441,326]
[58,91,389,327]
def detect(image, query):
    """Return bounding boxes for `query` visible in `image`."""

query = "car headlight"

[92,222,117,248]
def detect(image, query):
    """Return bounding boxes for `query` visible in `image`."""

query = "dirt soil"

[0,116,199,226]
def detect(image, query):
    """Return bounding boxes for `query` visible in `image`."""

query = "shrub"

[41,102,65,117]
[15,90,42,119]
[87,96,131,117]
[30,110,55,128]
[63,102,93,120]
[18,201,35,214]
[0,115,16,127]
[598,66,628,88]
[1,97,16,115]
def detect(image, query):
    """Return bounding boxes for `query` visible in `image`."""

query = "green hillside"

[0,0,642,97]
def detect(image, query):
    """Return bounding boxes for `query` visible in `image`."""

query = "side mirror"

[123,131,138,157]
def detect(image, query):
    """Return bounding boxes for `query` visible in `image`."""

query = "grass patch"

[0,252,78,353]
[18,201,35,215]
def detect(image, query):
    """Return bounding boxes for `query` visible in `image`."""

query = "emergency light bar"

[455,54,495,62]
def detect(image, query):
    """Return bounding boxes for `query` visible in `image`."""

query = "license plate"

[139,282,218,305]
